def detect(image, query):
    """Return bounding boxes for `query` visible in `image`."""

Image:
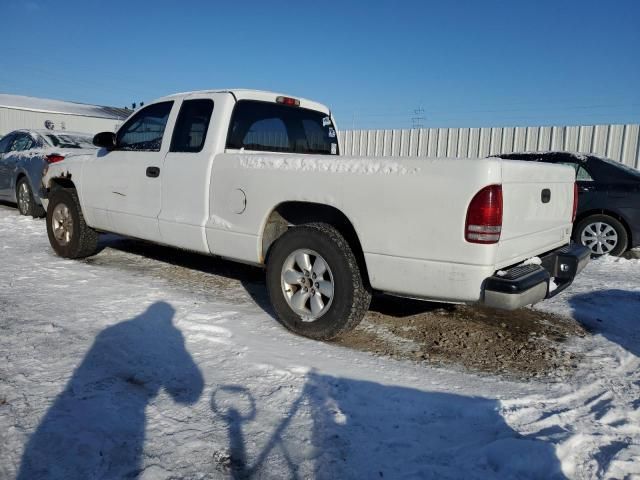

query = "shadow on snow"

[17,301,204,479]
[211,371,565,480]
[15,298,569,479]
[568,288,640,357]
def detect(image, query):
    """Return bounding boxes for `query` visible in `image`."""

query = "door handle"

[146,166,160,178]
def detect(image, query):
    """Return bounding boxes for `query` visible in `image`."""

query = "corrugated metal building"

[0,94,130,137]
[338,124,640,169]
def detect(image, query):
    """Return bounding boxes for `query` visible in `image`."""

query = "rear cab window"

[226,100,339,155]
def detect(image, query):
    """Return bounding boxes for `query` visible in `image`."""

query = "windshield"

[45,133,96,149]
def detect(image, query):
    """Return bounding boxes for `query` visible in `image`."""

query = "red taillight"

[465,184,503,244]
[572,182,578,223]
[276,96,300,107]
[46,154,65,164]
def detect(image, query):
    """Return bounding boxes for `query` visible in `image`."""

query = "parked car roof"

[493,151,640,182]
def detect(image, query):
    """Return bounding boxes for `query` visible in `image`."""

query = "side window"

[9,134,34,152]
[576,166,594,182]
[226,100,338,155]
[170,99,214,153]
[116,102,173,152]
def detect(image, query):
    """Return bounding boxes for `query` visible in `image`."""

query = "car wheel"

[46,188,99,259]
[574,214,628,257]
[16,178,34,216]
[16,178,46,218]
[266,223,371,340]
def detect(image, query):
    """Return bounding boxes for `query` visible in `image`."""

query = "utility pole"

[411,107,425,129]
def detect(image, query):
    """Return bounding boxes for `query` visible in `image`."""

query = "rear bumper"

[481,243,590,310]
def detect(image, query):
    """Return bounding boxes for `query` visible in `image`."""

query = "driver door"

[84,101,176,241]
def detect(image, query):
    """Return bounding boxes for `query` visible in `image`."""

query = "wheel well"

[15,173,26,188]
[48,177,76,192]
[575,209,632,245]
[261,202,370,286]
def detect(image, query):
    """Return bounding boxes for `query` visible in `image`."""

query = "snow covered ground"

[0,205,638,479]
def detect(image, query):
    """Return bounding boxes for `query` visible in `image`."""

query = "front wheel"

[46,189,99,259]
[266,223,371,340]
[573,214,628,256]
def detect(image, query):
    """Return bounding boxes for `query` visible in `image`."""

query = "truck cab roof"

[154,89,332,116]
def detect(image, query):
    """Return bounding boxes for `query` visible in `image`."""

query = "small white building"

[0,94,130,137]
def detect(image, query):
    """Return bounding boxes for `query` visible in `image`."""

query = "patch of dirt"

[336,295,587,380]
[89,236,589,380]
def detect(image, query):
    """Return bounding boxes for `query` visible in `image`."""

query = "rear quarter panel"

[207,154,503,263]
[206,154,507,301]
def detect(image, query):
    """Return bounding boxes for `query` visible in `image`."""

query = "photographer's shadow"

[17,301,204,480]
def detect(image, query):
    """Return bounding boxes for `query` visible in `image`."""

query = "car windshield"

[45,133,96,149]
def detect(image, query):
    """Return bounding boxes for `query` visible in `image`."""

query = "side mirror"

[93,131,117,150]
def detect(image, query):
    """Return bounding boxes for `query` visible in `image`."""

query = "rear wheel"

[266,223,371,340]
[46,189,99,259]
[574,214,628,256]
[16,178,44,217]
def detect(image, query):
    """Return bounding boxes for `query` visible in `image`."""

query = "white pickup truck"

[41,89,589,339]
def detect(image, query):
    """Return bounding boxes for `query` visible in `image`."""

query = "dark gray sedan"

[0,130,96,217]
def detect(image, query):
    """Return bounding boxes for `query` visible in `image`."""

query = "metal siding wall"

[592,125,608,156]
[514,127,527,151]
[502,127,514,154]
[468,128,480,158]
[621,124,639,167]
[489,128,502,155]
[458,128,469,158]
[551,126,564,150]
[538,127,552,151]
[339,123,640,169]
[478,128,491,158]
[0,107,122,137]
[606,125,624,160]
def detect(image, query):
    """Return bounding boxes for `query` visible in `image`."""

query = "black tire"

[16,178,44,217]
[266,223,371,340]
[46,188,99,259]
[573,214,628,257]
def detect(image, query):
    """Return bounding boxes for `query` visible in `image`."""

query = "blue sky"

[2,0,639,129]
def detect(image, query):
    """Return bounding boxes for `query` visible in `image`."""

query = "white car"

[42,89,589,339]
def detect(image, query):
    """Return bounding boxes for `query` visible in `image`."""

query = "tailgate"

[496,160,575,268]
